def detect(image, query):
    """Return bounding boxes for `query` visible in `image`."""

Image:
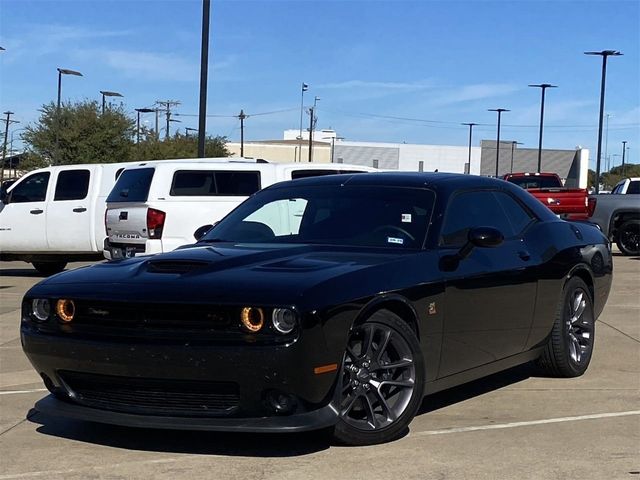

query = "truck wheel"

[615,219,640,256]
[32,262,67,276]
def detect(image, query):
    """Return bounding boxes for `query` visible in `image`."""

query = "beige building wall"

[226,142,332,164]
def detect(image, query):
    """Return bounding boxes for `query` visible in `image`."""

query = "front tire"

[537,277,595,377]
[333,310,425,446]
[32,262,67,276]
[615,219,640,256]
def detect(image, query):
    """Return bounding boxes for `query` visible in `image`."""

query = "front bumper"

[21,319,342,432]
[34,395,338,432]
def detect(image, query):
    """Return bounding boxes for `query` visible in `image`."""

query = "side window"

[440,190,514,247]
[170,170,261,196]
[9,172,50,203]
[244,198,309,236]
[611,182,624,194]
[54,170,90,201]
[493,191,534,235]
[627,181,640,194]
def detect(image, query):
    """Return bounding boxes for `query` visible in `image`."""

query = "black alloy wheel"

[538,276,595,377]
[616,219,640,256]
[333,309,425,445]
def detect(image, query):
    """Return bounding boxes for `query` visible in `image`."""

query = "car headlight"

[240,307,265,332]
[56,299,75,323]
[272,308,298,334]
[31,299,51,322]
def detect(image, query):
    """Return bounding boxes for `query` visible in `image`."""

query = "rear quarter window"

[170,170,261,196]
[54,170,90,201]
[107,168,155,203]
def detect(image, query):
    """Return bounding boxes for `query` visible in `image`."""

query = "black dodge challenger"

[21,173,612,445]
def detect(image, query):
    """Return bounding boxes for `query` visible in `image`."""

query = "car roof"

[122,159,376,172]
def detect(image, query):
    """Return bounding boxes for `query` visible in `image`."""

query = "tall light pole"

[308,96,320,163]
[528,83,557,173]
[197,0,211,158]
[585,50,623,193]
[100,90,123,114]
[621,140,627,177]
[488,108,509,177]
[298,83,309,162]
[55,68,82,166]
[238,109,247,157]
[135,108,155,143]
[461,123,476,174]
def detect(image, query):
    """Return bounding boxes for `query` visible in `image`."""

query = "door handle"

[518,250,531,261]
[29,209,43,215]
[73,207,87,213]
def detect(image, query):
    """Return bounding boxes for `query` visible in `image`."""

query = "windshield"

[507,176,562,189]
[201,184,435,249]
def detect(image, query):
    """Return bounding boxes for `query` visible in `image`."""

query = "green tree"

[22,100,135,166]
[132,133,230,161]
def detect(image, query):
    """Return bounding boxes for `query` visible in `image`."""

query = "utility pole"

[461,123,476,174]
[1,111,18,183]
[154,109,159,139]
[238,109,247,157]
[298,83,309,162]
[621,141,627,177]
[156,100,180,140]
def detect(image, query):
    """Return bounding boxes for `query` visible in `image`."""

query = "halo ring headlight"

[240,307,264,333]
[56,299,76,323]
[31,299,51,322]
[272,308,298,334]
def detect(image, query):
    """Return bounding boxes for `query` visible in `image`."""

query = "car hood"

[28,243,419,306]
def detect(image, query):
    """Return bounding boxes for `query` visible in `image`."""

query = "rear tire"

[32,262,67,276]
[333,310,425,446]
[537,277,595,377]
[615,219,640,256]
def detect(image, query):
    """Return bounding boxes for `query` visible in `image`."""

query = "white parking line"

[0,388,47,396]
[412,410,640,437]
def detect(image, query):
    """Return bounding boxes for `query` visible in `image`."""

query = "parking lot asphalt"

[0,256,638,480]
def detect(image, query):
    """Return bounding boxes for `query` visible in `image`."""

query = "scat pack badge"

[428,302,437,315]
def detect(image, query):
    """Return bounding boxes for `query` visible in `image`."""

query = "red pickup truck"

[503,172,593,220]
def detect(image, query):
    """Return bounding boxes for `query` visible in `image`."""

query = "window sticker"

[387,237,404,245]
[401,213,412,223]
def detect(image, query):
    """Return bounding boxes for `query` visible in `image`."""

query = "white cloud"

[317,80,434,91]
[431,83,521,106]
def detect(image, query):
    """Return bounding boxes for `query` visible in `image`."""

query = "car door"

[437,189,539,378]
[46,169,93,252]
[0,171,51,252]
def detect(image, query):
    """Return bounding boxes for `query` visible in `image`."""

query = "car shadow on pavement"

[0,267,47,278]
[27,410,333,457]
[418,362,537,415]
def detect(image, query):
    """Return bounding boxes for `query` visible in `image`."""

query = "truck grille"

[59,371,240,417]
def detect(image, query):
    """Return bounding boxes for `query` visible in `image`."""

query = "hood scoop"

[146,260,211,274]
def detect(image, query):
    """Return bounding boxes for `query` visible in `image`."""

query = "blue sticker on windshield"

[387,237,404,245]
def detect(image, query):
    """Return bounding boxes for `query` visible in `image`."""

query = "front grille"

[59,371,240,417]
[76,301,234,331]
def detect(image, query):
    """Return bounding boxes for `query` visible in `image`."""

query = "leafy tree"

[588,164,640,190]
[132,133,230,161]
[22,100,135,166]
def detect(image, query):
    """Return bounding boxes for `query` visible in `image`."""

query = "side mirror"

[194,224,213,241]
[440,227,504,272]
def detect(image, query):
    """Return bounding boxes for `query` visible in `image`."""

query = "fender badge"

[428,302,437,315]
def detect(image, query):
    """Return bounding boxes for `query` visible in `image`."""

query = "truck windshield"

[107,168,155,203]
[201,184,434,249]
[507,176,562,189]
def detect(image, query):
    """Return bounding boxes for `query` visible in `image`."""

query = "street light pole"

[488,108,510,177]
[298,83,308,162]
[585,50,623,193]
[461,123,476,174]
[134,108,155,143]
[621,141,627,177]
[238,109,247,157]
[528,83,557,173]
[197,0,211,158]
[100,91,123,115]
[55,68,82,166]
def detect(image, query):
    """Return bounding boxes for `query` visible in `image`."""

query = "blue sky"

[1,0,639,167]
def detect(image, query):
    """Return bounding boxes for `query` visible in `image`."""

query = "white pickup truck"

[0,163,133,274]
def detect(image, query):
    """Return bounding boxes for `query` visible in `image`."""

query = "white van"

[104,159,376,259]
[0,162,135,274]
